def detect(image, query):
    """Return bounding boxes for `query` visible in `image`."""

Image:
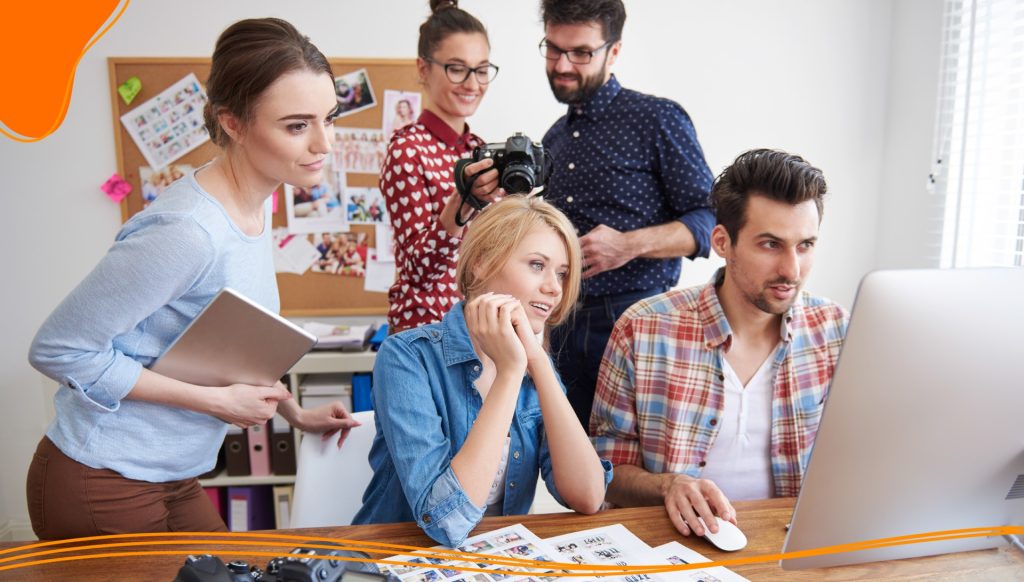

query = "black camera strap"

[453,158,487,227]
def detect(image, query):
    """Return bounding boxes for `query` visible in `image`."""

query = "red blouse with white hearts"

[383,110,484,332]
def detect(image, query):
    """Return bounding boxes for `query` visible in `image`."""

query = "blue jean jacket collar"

[440,302,481,367]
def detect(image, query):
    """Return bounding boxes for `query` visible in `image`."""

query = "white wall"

[0,0,943,536]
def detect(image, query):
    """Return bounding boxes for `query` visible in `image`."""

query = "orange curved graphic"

[0,526,1021,576]
[0,0,130,142]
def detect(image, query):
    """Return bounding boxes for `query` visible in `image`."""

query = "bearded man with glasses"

[539,0,716,433]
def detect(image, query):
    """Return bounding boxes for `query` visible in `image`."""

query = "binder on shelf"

[224,425,250,476]
[352,373,372,412]
[226,486,275,532]
[204,487,226,522]
[272,485,294,529]
[270,414,297,476]
[247,423,271,477]
[369,324,388,351]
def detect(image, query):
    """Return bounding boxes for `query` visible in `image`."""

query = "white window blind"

[930,0,1024,268]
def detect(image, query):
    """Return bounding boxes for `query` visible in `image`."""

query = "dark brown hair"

[418,0,489,59]
[711,149,827,243]
[203,18,333,146]
[541,0,626,44]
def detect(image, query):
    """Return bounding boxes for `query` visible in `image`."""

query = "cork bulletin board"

[108,57,420,315]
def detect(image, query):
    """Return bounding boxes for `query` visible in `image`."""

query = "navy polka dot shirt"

[542,75,714,297]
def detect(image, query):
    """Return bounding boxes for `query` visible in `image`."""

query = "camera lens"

[502,165,536,194]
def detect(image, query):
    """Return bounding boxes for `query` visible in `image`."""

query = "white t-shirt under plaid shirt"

[590,269,849,497]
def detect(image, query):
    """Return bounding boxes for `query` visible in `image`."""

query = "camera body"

[470,132,550,195]
[173,547,398,582]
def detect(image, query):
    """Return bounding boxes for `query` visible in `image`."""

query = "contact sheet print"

[376,524,748,582]
[379,525,564,582]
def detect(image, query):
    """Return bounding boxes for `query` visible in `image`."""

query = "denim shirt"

[352,302,613,546]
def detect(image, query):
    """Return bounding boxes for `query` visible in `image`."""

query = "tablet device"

[151,288,317,387]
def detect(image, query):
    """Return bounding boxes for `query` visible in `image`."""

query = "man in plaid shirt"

[591,149,849,539]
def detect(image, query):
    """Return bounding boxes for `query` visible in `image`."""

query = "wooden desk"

[1,499,1020,581]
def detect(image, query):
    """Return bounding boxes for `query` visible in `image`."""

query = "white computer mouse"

[696,516,748,551]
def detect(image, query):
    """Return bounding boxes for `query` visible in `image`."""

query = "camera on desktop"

[453,133,551,226]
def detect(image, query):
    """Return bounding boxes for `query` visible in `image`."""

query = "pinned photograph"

[120,73,209,169]
[334,68,376,118]
[344,187,388,224]
[311,232,368,278]
[285,156,345,235]
[335,128,387,174]
[382,90,421,138]
[139,164,192,208]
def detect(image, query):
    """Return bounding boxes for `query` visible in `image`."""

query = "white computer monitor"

[781,268,1024,570]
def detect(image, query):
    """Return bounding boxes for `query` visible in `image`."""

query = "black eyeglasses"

[538,39,613,64]
[422,57,499,84]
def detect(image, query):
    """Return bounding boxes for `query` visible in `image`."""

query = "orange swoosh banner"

[0,0,129,142]
[1,527,1021,576]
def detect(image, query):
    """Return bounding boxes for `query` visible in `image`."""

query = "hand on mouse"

[662,474,737,537]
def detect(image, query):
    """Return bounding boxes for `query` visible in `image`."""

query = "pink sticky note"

[272,190,279,214]
[101,173,132,203]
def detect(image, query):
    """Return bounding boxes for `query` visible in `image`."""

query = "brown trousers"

[26,437,227,540]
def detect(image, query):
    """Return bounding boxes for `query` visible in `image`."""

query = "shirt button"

[698,461,707,468]
[422,514,432,523]
[473,365,480,372]
[513,451,520,459]
[572,131,580,138]
[509,482,516,488]
[709,419,718,426]
[566,196,574,203]
[567,162,576,170]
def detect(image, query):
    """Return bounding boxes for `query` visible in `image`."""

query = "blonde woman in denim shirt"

[354,196,612,546]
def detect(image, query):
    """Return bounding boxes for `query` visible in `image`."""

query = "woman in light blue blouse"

[354,196,612,547]
[26,18,358,540]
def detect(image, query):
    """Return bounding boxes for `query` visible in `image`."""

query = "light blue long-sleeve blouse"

[29,170,276,482]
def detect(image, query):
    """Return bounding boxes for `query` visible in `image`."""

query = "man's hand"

[580,224,637,278]
[662,474,737,536]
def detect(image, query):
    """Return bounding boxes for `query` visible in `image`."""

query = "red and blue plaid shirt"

[591,270,849,496]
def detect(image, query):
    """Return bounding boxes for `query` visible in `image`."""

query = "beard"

[747,277,802,315]
[547,65,608,105]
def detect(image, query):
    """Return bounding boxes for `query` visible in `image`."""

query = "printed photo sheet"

[377,524,566,582]
[546,524,749,582]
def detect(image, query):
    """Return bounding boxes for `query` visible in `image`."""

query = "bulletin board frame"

[108,57,421,316]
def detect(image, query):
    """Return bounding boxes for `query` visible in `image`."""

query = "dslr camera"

[173,546,399,582]
[454,133,551,224]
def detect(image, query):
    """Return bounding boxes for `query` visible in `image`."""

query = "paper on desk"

[650,541,749,582]
[545,523,663,581]
[377,523,567,581]
[364,251,395,293]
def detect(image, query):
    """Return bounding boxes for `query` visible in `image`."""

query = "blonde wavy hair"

[456,195,581,327]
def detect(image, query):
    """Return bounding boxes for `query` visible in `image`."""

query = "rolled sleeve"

[417,465,485,547]
[657,105,713,259]
[28,213,214,406]
[590,316,643,467]
[678,207,714,259]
